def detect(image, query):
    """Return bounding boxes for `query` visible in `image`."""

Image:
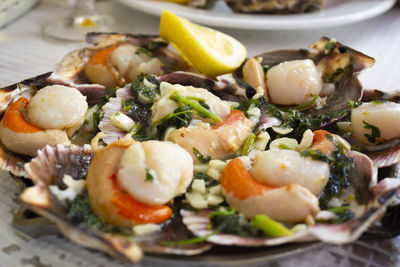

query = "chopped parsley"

[67,195,103,230]
[130,74,160,104]
[209,208,263,237]
[363,120,381,143]
[306,135,355,209]
[135,47,153,57]
[192,147,211,163]
[145,167,154,182]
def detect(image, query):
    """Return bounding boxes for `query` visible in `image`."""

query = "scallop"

[266,59,322,105]
[27,85,88,137]
[108,44,163,84]
[117,140,193,205]
[351,102,400,144]
[250,150,330,195]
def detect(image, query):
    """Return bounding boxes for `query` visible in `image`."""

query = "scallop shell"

[0,72,108,176]
[256,37,375,120]
[181,159,400,247]
[98,86,134,144]
[56,33,194,85]
[19,144,211,262]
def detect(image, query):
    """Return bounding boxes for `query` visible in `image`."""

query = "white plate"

[116,0,395,30]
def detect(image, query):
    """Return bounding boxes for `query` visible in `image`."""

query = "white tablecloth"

[0,1,400,266]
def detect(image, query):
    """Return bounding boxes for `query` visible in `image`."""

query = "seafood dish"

[1,11,400,264]
[162,0,327,13]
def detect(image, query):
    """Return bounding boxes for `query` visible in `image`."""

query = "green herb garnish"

[240,133,256,156]
[209,208,263,237]
[169,92,222,122]
[363,120,381,143]
[135,47,153,57]
[193,147,211,163]
[145,167,154,182]
[162,230,219,246]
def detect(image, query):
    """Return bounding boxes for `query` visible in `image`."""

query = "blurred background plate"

[116,0,395,30]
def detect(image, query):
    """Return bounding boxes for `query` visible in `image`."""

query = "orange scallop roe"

[109,174,172,224]
[88,45,118,66]
[311,129,335,154]
[2,97,41,133]
[212,110,246,129]
[221,158,276,200]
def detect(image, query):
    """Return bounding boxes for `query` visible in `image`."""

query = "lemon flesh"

[160,10,247,78]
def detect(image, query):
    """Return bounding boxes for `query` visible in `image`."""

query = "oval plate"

[116,0,396,30]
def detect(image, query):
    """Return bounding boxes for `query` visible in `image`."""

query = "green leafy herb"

[146,40,168,51]
[130,74,160,104]
[318,206,355,224]
[193,147,211,163]
[363,120,381,143]
[209,208,263,237]
[300,149,333,163]
[322,67,345,84]
[145,167,154,182]
[122,99,151,124]
[170,92,222,122]
[316,136,354,209]
[251,215,292,237]
[292,94,318,110]
[156,105,193,138]
[135,47,153,57]
[371,100,384,105]
[240,133,256,156]
[67,195,103,230]
[278,143,292,150]
[324,40,336,51]
[194,172,219,187]
[349,100,363,109]
[162,230,219,246]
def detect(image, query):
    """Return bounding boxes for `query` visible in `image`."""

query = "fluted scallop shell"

[181,155,400,247]
[56,32,194,85]
[20,144,211,262]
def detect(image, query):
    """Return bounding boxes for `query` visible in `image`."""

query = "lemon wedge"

[160,10,247,78]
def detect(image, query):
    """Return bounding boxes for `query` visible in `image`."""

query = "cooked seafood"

[351,101,400,145]
[266,59,322,105]
[0,19,396,264]
[56,33,193,87]
[225,0,327,14]
[0,83,91,157]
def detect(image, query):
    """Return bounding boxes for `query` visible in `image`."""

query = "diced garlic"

[110,112,135,132]
[185,192,208,209]
[193,164,209,173]
[208,185,222,196]
[238,156,251,168]
[327,198,341,208]
[133,223,161,236]
[191,179,206,194]
[254,131,270,151]
[297,129,314,151]
[163,127,176,141]
[208,160,227,172]
[315,211,337,221]
[206,194,224,206]
[49,175,86,203]
[269,137,298,150]
[206,168,221,181]
[247,107,261,118]
[272,126,293,135]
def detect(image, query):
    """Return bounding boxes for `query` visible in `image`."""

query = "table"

[0,1,399,266]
